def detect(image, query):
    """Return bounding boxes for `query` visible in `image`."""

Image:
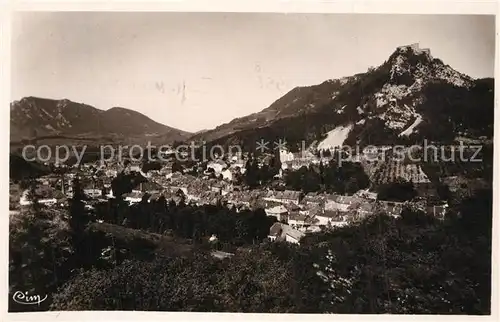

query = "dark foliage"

[9,153,50,181]
[110,171,148,197]
[45,189,492,313]
[415,79,494,142]
[286,161,370,194]
[377,178,417,202]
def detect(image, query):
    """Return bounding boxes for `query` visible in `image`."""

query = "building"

[263,190,302,205]
[265,205,288,221]
[221,169,233,182]
[279,149,294,163]
[129,164,141,172]
[355,201,377,220]
[207,160,228,174]
[160,164,173,176]
[314,210,348,227]
[378,200,405,218]
[287,212,309,230]
[124,191,145,204]
[211,251,234,260]
[210,186,222,194]
[170,186,188,196]
[426,203,449,219]
[19,192,57,207]
[105,169,118,178]
[268,222,305,245]
[354,189,378,200]
[325,195,363,212]
[301,193,326,208]
[230,160,246,173]
[287,159,311,171]
[84,188,102,198]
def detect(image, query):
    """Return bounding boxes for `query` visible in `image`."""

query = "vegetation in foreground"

[9,179,492,314]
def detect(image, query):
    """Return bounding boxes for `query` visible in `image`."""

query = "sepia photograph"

[7,10,496,316]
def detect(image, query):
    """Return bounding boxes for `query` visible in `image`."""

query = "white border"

[1,1,498,322]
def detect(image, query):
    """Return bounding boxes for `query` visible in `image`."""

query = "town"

[11,143,472,246]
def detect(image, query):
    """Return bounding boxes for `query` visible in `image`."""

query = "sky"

[11,13,495,133]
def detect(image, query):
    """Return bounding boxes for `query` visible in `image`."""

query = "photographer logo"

[12,291,47,306]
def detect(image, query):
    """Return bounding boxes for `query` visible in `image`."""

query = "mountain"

[10,97,192,144]
[193,43,494,151]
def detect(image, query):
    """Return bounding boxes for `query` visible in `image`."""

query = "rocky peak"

[394,43,432,57]
[386,43,472,88]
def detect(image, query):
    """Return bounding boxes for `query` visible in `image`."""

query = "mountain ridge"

[191,43,493,151]
[10,96,192,144]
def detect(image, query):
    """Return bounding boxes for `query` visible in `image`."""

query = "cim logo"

[12,291,47,306]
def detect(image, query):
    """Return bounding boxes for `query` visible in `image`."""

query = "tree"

[68,178,89,267]
[172,161,183,174]
[51,250,297,312]
[26,180,42,214]
[9,205,73,312]
[377,178,417,202]
[244,155,259,188]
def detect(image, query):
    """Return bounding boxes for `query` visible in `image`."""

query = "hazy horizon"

[12,12,495,133]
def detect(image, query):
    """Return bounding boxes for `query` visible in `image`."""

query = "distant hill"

[10,97,192,144]
[192,43,494,151]
[9,153,50,181]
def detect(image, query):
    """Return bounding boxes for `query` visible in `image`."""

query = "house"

[265,205,288,221]
[207,160,228,174]
[263,190,302,205]
[159,147,176,158]
[39,198,57,206]
[284,202,301,213]
[221,169,233,182]
[426,203,448,219]
[325,195,363,212]
[315,210,335,226]
[355,201,376,220]
[289,159,311,170]
[211,251,234,260]
[124,191,145,204]
[230,160,246,173]
[170,186,188,195]
[314,210,347,227]
[318,210,348,228]
[226,191,252,209]
[199,191,222,206]
[106,188,115,199]
[301,193,325,208]
[268,222,305,245]
[84,188,102,198]
[210,183,223,194]
[305,225,322,233]
[105,169,118,178]
[136,181,162,194]
[302,205,323,218]
[162,190,184,204]
[230,154,240,163]
[148,192,164,203]
[279,149,294,163]
[19,190,58,207]
[354,189,378,200]
[288,212,309,230]
[185,181,206,202]
[129,164,141,172]
[19,186,63,207]
[378,200,405,218]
